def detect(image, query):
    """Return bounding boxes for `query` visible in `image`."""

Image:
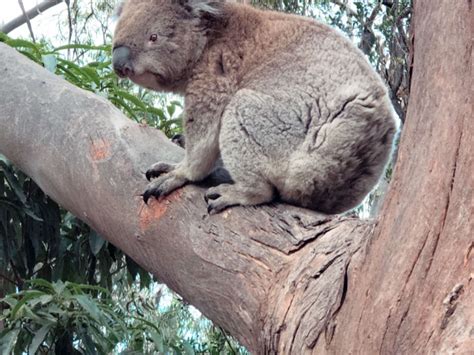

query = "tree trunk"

[0,0,471,353]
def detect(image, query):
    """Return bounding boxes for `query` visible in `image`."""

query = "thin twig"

[9,261,24,288]
[330,0,358,18]
[219,326,238,355]
[17,0,36,42]
[0,271,20,287]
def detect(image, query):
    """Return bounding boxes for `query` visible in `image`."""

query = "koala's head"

[112,0,223,93]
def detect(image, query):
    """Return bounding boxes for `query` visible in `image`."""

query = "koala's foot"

[145,162,176,181]
[143,162,187,204]
[204,182,274,215]
[143,171,187,204]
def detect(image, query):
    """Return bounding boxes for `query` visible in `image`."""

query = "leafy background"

[0,0,410,353]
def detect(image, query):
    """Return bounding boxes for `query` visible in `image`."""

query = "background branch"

[1,0,64,34]
[17,0,36,42]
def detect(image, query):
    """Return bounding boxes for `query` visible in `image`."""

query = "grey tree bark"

[0,0,471,353]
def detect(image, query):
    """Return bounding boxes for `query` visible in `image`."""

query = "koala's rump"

[218,43,395,213]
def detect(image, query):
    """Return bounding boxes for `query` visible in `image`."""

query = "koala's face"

[112,0,206,93]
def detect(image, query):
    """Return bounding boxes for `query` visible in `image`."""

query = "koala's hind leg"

[205,89,290,214]
[205,179,274,215]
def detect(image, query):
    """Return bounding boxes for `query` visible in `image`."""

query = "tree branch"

[359,3,381,56]
[1,0,64,34]
[0,43,370,352]
[330,0,358,18]
[17,0,36,42]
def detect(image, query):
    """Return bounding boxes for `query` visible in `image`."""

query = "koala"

[112,0,396,214]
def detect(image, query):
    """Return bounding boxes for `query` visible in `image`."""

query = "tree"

[0,0,472,353]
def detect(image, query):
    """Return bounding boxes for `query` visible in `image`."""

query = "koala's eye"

[149,34,158,42]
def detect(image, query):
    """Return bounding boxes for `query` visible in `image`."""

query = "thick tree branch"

[1,0,64,34]
[0,43,370,352]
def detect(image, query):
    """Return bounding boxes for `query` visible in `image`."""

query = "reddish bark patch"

[138,190,182,233]
[90,138,111,161]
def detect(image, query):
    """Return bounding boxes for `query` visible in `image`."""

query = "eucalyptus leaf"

[167,104,176,118]
[10,291,45,320]
[42,54,57,73]
[28,294,54,308]
[0,327,20,355]
[0,161,27,205]
[73,294,101,321]
[28,324,51,354]
[89,230,106,256]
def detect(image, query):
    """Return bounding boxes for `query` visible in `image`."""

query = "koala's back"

[214,5,397,213]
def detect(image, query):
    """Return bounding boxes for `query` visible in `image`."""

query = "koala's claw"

[142,190,153,205]
[142,185,165,204]
[205,189,236,215]
[145,170,154,182]
[142,172,187,205]
[145,162,176,181]
[207,201,226,215]
[204,191,221,203]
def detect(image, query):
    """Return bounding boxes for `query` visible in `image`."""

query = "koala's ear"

[179,0,225,21]
[112,1,125,19]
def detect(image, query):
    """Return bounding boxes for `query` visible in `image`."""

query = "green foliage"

[0,279,246,354]
[0,152,134,291]
[0,280,122,354]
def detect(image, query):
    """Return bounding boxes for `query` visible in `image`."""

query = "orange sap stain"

[138,190,182,233]
[90,139,111,161]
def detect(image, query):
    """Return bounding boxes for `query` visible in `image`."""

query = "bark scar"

[440,283,464,330]
[138,190,181,233]
[89,137,111,161]
[464,241,473,266]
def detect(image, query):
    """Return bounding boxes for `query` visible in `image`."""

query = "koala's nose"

[112,46,133,77]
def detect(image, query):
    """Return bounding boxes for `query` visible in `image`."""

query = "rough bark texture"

[311,0,473,353]
[0,0,472,353]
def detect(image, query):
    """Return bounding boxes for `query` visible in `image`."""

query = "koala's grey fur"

[112,0,397,214]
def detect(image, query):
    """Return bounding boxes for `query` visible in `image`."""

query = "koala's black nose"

[112,46,133,77]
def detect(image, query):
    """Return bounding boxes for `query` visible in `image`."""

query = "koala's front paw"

[145,162,176,181]
[142,172,187,204]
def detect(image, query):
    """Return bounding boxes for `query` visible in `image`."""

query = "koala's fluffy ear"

[112,1,125,19]
[179,0,225,22]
